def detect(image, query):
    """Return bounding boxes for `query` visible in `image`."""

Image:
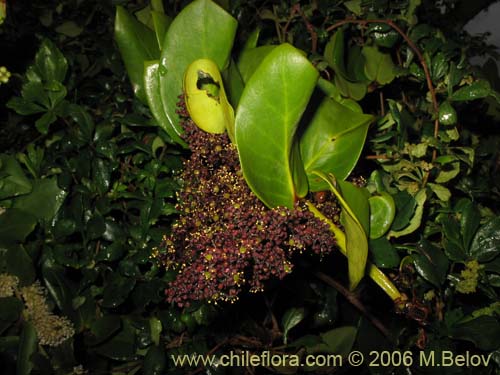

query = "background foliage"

[0,0,499,374]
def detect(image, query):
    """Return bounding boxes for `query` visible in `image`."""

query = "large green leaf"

[115,6,159,103]
[314,172,369,290]
[144,61,187,146]
[300,95,373,191]
[235,44,319,208]
[12,177,66,222]
[237,45,276,83]
[151,11,171,50]
[159,0,237,136]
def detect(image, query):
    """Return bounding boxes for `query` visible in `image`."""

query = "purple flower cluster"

[156,100,338,306]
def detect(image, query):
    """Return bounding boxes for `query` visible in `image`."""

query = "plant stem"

[314,270,394,341]
[305,201,404,304]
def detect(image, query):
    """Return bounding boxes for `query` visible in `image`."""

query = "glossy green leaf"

[469,217,500,262]
[144,61,187,146]
[314,172,368,289]
[438,101,457,126]
[0,154,32,199]
[369,237,400,268]
[460,201,481,251]
[115,6,159,103]
[362,46,398,85]
[282,307,306,345]
[300,95,373,191]
[102,274,136,308]
[391,190,417,231]
[17,322,37,375]
[369,192,396,239]
[13,177,66,222]
[237,45,276,83]
[151,11,171,50]
[235,44,318,208]
[412,239,449,287]
[451,80,491,101]
[159,0,237,136]
[388,189,426,238]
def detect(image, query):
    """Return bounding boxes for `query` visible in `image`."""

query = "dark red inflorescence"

[155,97,338,306]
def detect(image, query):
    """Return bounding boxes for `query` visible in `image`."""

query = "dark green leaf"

[35,111,57,134]
[115,6,159,103]
[6,97,45,115]
[369,237,400,268]
[1,245,36,285]
[159,0,237,136]
[450,316,500,351]
[236,44,318,208]
[17,322,37,375]
[282,307,306,345]
[101,274,136,308]
[460,201,481,252]
[469,217,500,262]
[412,239,449,287]
[0,297,23,335]
[89,315,122,346]
[0,154,32,199]
[0,210,37,244]
[143,345,167,375]
[13,177,67,222]
[94,320,137,361]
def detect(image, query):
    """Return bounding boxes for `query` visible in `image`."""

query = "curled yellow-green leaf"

[183,59,235,139]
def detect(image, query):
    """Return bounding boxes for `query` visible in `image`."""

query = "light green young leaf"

[159,0,237,136]
[313,172,369,290]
